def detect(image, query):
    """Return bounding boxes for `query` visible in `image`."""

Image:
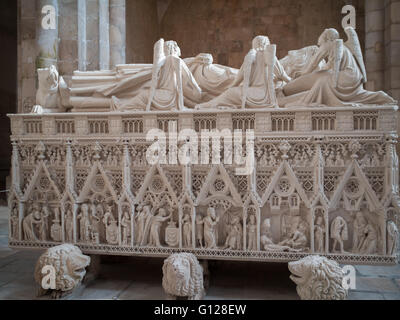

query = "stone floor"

[0,206,399,300]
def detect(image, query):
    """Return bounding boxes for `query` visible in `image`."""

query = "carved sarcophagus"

[7,106,400,265]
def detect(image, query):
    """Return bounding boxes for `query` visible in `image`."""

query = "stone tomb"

[7,106,400,265]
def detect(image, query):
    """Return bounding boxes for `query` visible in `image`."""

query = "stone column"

[36,0,59,69]
[99,0,110,70]
[18,0,37,113]
[58,0,78,85]
[365,0,385,91]
[77,0,87,71]
[109,0,126,67]
[78,0,100,71]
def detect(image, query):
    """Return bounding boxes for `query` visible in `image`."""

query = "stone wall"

[125,0,159,63]
[159,0,366,68]
[365,0,400,103]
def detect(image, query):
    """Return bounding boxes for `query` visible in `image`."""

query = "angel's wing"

[264,44,277,107]
[344,27,367,83]
[153,38,165,65]
[332,39,344,88]
[147,39,166,111]
[241,49,257,109]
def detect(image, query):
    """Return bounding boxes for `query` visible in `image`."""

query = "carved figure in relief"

[121,209,131,246]
[39,206,50,241]
[334,152,345,166]
[223,215,242,250]
[352,212,368,253]
[326,153,336,167]
[182,213,192,248]
[51,208,62,242]
[330,216,348,253]
[195,215,204,248]
[65,208,74,242]
[387,221,399,256]
[260,218,302,252]
[23,205,42,241]
[314,216,325,253]
[359,223,377,254]
[135,205,152,245]
[10,204,18,240]
[77,204,91,243]
[279,221,308,250]
[103,206,119,245]
[247,214,257,251]
[148,208,172,247]
[371,152,380,167]
[281,27,396,107]
[90,204,101,244]
[203,207,220,249]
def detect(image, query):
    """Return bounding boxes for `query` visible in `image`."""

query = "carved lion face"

[162,253,203,298]
[288,255,348,300]
[35,244,91,292]
[165,256,191,294]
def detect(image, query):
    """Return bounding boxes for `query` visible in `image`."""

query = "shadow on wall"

[0,0,17,201]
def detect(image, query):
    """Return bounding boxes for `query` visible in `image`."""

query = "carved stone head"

[162,252,204,299]
[164,41,181,57]
[252,35,270,51]
[318,28,339,46]
[207,207,216,219]
[289,255,348,300]
[196,53,213,65]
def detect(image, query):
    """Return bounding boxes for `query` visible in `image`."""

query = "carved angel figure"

[196,35,291,110]
[281,27,396,107]
[111,39,202,111]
